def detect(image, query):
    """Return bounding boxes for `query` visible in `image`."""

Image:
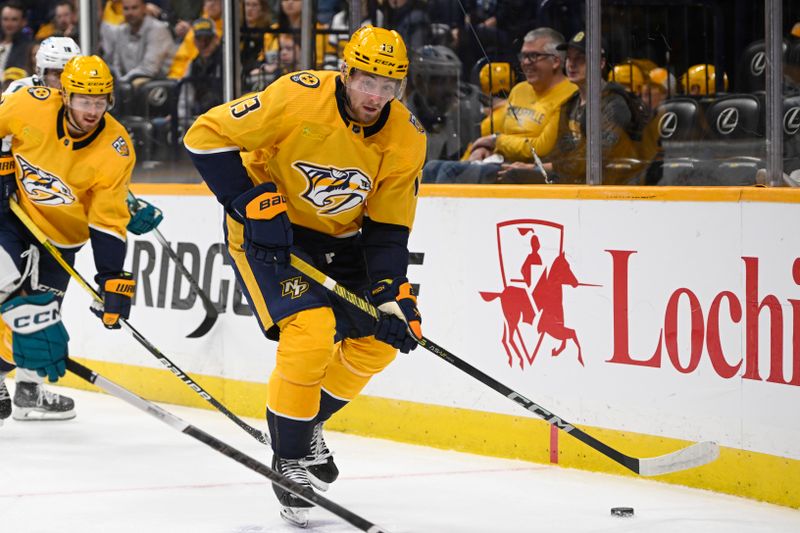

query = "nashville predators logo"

[281,276,309,299]
[15,155,76,206]
[112,136,130,157]
[294,161,372,215]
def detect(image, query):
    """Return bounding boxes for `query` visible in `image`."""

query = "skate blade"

[12,407,76,421]
[280,506,309,528]
[307,472,330,492]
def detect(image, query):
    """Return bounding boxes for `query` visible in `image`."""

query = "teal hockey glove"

[1,293,69,382]
[126,196,164,235]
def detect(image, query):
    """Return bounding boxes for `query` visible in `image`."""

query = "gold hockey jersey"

[0,87,135,247]
[184,70,426,237]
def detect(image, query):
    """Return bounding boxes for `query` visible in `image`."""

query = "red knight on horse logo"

[480,219,597,369]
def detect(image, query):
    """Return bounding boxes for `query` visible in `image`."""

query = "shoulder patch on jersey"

[408,113,425,134]
[27,87,51,100]
[112,136,130,157]
[290,72,321,88]
[15,154,76,206]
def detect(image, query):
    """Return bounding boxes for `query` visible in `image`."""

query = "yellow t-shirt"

[168,17,225,79]
[494,78,577,161]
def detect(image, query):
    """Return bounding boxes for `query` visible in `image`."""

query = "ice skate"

[12,381,76,421]
[272,455,314,528]
[302,422,339,492]
[0,374,10,425]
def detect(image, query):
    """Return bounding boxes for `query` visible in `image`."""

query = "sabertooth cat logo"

[294,161,372,215]
[16,155,76,205]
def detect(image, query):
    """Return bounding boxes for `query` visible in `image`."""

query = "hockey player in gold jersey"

[0,56,137,424]
[185,25,425,527]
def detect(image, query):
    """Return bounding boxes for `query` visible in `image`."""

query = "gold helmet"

[681,64,728,95]
[61,55,114,96]
[342,25,408,80]
[480,62,515,96]
[608,61,645,93]
[647,67,677,94]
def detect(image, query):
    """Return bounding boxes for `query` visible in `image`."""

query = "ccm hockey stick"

[65,359,389,533]
[127,192,219,338]
[289,253,720,477]
[10,198,270,446]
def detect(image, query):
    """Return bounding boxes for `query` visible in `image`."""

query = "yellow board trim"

[51,357,799,509]
[130,182,800,203]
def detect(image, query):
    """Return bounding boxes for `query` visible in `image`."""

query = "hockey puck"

[610,507,634,517]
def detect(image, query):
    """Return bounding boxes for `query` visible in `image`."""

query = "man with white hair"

[423,27,577,183]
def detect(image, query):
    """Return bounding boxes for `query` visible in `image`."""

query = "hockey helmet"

[681,64,728,95]
[342,25,408,80]
[479,62,515,96]
[411,45,461,78]
[608,61,645,93]
[36,36,81,80]
[61,55,114,96]
[647,67,677,94]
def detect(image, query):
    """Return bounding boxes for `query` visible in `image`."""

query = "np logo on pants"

[281,276,309,299]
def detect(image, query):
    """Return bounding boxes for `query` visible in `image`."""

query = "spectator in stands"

[405,44,482,162]
[0,1,33,75]
[178,17,222,118]
[188,17,222,113]
[261,0,334,69]
[423,27,577,184]
[103,0,172,85]
[543,31,639,184]
[168,0,222,79]
[1,64,24,91]
[241,0,272,75]
[639,67,674,113]
[168,0,205,41]
[384,0,430,52]
[34,0,79,42]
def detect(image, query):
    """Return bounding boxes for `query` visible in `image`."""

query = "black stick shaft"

[289,254,719,477]
[10,199,269,445]
[66,359,388,533]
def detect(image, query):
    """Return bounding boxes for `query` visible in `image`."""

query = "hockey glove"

[0,153,16,215]
[1,293,70,383]
[126,196,163,235]
[230,182,293,272]
[368,277,422,354]
[90,272,136,329]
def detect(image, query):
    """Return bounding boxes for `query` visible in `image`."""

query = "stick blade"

[637,441,720,476]
[186,310,218,338]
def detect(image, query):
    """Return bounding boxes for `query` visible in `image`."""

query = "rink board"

[53,183,800,508]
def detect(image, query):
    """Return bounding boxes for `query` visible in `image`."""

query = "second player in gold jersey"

[185,25,425,527]
[0,57,137,402]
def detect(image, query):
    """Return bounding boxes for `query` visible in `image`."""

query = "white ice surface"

[1,386,798,533]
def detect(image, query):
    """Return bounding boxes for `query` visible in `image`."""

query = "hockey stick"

[288,253,720,477]
[65,359,389,533]
[9,198,270,446]
[127,192,219,338]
